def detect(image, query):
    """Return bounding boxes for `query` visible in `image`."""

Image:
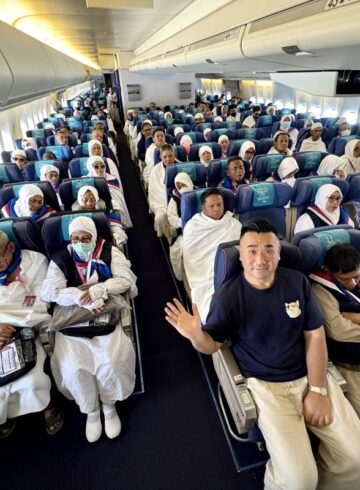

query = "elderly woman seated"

[1,184,55,222]
[40,164,63,207]
[339,139,360,175]
[294,184,354,234]
[199,145,214,167]
[0,229,63,438]
[86,156,132,228]
[299,122,327,152]
[10,149,27,170]
[40,216,137,443]
[268,132,293,156]
[88,139,120,182]
[72,185,127,249]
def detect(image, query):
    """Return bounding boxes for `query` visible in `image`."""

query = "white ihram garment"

[183,211,241,323]
[40,247,137,414]
[0,251,51,423]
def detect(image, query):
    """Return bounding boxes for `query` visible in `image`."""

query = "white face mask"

[280,121,291,131]
[339,129,351,137]
[282,176,296,187]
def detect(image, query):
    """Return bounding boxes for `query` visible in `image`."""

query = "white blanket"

[183,211,241,323]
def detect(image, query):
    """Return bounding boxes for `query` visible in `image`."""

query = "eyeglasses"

[328,196,342,202]
[70,237,92,244]
[93,164,106,169]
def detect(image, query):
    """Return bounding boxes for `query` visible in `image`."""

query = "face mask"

[339,129,351,137]
[72,242,95,261]
[280,121,291,130]
[230,112,236,117]
[282,176,296,187]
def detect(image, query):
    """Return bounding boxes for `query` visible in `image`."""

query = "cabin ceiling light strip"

[86,0,153,8]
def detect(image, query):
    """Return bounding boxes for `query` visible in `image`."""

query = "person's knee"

[266,459,318,490]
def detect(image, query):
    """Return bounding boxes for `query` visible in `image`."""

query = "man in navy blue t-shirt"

[165,218,360,490]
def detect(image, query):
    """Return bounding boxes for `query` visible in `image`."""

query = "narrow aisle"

[1,129,263,490]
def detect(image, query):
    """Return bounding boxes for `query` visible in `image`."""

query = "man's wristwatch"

[308,385,328,396]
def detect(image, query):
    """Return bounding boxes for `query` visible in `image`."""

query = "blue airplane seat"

[1,149,38,163]
[181,188,235,229]
[166,124,192,135]
[0,217,45,253]
[236,128,264,140]
[175,131,205,145]
[294,152,329,178]
[256,115,279,137]
[59,177,113,212]
[22,160,69,182]
[41,211,112,258]
[257,138,275,155]
[251,154,286,181]
[327,135,357,156]
[0,181,61,214]
[165,162,208,200]
[291,176,350,218]
[208,129,237,142]
[37,145,73,162]
[235,182,293,238]
[189,142,222,162]
[228,139,260,158]
[46,134,78,148]
[0,164,24,188]
[144,134,173,150]
[74,143,109,158]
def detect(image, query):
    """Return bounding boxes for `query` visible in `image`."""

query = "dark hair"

[324,244,360,274]
[160,143,174,155]
[240,218,279,240]
[274,132,289,142]
[200,188,224,205]
[252,105,261,112]
[226,155,244,168]
[153,128,165,136]
[163,105,171,112]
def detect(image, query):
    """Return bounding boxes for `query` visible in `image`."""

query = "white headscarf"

[343,139,360,167]
[218,134,229,145]
[239,140,256,161]
[174,127,184,137]
[21,137,37,150]
[86,156,106,176]
[266,106,275,115]
[314,183,343,224]
[199,145,214,166]
[194,113,204,123]
[143,119,153,126]
[180,135,193,146]
[11,149,26,160]
[317,155,343,176]
[214,116,223,123]
[174,172,194,194]
[77,185,99,206]
[203,128,212,140]
[88,139,103,156]
[164,112,173,119]
[69,216,97,260]
[40,164,59,181]
[310,122,323,132]
[277,157,299,180]
[14,184,43,217]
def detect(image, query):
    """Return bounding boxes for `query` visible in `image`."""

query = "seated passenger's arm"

[165,299,222,354]
[303,326,332,427]
[312,284,360,341]
[167,198,182,229]
[40,260,84,306]
[89,247,136,302]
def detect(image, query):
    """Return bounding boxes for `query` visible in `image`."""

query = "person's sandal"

[44,406,64,435]
[0,419,17,439]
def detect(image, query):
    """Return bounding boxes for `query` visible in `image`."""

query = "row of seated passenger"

[0,94,139,443]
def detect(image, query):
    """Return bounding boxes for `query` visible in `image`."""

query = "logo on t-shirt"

[285,300,301,318]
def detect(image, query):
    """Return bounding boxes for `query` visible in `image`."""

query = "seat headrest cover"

[0,166,9,183]
[61,213,93,241]
[0,220,18,246]
[310,177,333,201]
[71,178,95,199]
[264,154,285,173]
[175,163,196,181]
[303,151,322,169]
[313,229,350,266]
[242,128,257,139]
[251,183,275,207]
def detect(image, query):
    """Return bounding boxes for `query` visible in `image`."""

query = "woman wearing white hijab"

[167,172,194,281]
[21,137,37,151]
[218,134,229,158]
[239,140,256,178]
[1,184,54,221]
[294,183,353,234]
[278,115,298,150]
[203,127,212,142]
[267,157,299,187]
[339,139,360,175]
[86,156,132,228]
[199,145,214,167]
[317,155,345,179]
[299,122,327,152]
[88,139,120,182]
[40,164,63,207]
[72,185,127,249]
[40,216,137,443]
[174,127,184,138]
